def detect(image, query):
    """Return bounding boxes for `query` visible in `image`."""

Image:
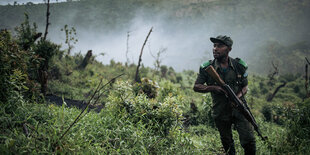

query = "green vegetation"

[1,2,310,154]
[1,27,310,155]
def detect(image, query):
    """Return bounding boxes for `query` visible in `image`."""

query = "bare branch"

[126,31,130,65]
[59,73,124,141]
[135,27,153,83]
[268,61,279,81]
[306,57,310,65]
[150,47,167,71]
[43,0,50,40]
[267,82,287,102]
[306,64,309,98]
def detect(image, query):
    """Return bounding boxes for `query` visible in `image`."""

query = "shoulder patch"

[236,58,248,69]
[200,60,212,69]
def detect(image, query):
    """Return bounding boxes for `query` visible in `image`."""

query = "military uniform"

[195,57,256,155]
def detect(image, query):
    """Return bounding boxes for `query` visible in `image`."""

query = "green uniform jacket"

[195,57,248,120]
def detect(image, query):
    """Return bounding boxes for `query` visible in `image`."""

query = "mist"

[2,0,310,72]
[0,0,67,5]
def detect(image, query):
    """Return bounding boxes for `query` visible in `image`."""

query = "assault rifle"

[205,66,267,141]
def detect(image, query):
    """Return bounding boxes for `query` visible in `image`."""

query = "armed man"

[193,35,256,155]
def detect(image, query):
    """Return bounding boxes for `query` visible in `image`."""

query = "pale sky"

[0,0,67,5]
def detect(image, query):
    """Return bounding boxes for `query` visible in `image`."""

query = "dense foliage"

[1,26,310,153]
[1,2,310,154]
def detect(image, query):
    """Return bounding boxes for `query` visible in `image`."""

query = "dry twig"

[59,73,124,141]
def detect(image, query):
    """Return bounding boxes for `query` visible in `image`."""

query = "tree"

[150,47,167,72]
[78,50,93,69]
[160,65,168,78]
[34,40,60,95]
[61,25,78,55]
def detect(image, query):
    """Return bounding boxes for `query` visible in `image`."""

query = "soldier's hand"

[210,86,228,97]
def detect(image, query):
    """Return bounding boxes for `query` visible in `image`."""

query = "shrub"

[287,99,310,147]
[0,30,37,103]
[261,104,272,122]
[183,93,215,128]
[107,81,183,136]
[133,78,159,99]
[157,80,180,101]
[15,13,39,50]
[261,101,295,125]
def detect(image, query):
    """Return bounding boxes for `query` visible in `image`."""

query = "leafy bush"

[183,93,215,128]
[286,99,310,153]
[157,80,180,101]
[14,13,39,50]
[34,39,60,67]
[261,104,273,122]
[107,81,183,136]
[261,101,294,125]
[0,30,37,103]
[133,77,159,99]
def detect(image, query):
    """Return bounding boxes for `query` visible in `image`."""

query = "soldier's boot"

[243,142,256,155]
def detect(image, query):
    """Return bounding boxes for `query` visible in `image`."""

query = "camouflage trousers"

[214,109,256,155]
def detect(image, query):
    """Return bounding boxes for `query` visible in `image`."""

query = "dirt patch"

[45,94,103,113]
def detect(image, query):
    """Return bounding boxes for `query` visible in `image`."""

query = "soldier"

[193,35,256,155]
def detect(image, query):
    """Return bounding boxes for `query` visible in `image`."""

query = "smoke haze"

[0,0,66,5]
[1,0,310,73]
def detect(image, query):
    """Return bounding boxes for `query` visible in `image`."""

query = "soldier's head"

[210,35,233,60]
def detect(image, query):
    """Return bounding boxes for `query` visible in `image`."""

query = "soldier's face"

[213,43,231,60]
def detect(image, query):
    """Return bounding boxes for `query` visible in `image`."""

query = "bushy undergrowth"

[284,99,310,154]
[107,81,184,136]
[1,13,310,154]
[0,95,197,154]
[0,30,28,103]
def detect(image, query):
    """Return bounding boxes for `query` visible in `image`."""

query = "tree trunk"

[43,0,50,41]
[305,64,310,98]
[79,50,92,69]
